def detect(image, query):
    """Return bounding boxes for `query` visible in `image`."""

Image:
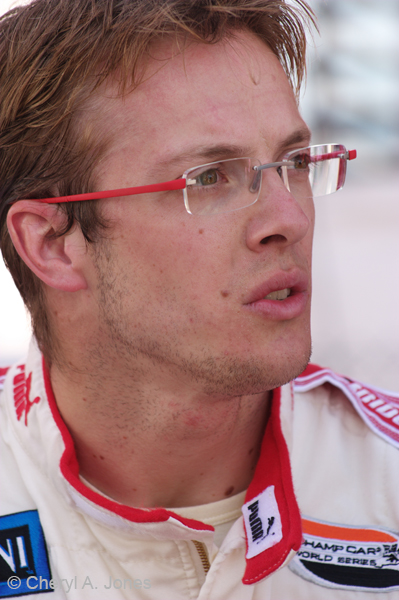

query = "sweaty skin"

[42,31,314,508]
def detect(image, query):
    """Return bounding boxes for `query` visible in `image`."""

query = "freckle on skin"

[220,290,229,298]
[225,486,234,497]
[99,455,105,460]
[198,229,204,234]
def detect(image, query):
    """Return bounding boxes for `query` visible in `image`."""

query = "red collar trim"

[42,358,213,532]
[242,386,302,584]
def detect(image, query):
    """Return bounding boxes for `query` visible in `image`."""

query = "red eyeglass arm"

[310,149,357,162]
[17,150,357,204]
[27,178,187,204]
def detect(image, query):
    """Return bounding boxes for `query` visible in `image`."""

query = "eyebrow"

[273,127,312,157]
[157,144,253,171]
[155,127,312,174]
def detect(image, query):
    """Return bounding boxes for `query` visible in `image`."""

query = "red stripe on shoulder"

[294,365,399,449]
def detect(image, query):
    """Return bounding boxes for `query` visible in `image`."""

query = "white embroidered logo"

[242,485,283,559]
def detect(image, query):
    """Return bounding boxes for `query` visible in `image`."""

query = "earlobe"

[7,201,88,292]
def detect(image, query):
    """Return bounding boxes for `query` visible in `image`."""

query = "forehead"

[96,31,308,178]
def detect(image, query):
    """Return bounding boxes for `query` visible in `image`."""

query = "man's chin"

[190,345,312,397]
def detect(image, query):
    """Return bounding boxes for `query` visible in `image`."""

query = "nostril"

[260,234,286,245]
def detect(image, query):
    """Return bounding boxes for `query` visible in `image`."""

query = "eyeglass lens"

[184,144,348,216]
[285,143,347,198]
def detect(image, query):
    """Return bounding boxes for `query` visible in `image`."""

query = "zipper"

[192,540,211,575]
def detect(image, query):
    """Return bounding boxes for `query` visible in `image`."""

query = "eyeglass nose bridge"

[253,160,295,172]
[252,160,295,195]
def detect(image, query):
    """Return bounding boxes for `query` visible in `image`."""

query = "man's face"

[89,31,314,395]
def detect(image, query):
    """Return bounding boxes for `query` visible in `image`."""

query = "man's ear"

[7,201,88,292]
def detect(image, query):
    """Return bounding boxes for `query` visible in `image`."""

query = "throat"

[68,389,271,509]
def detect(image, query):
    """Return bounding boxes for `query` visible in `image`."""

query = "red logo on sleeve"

[13,365,41,425]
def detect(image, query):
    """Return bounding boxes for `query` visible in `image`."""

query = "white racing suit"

[1,338,399,599]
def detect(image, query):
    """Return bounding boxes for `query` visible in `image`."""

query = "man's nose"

[245,170,314,252]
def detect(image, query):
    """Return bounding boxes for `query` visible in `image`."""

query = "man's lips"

[244,270,309,305]
[243,270,309,320]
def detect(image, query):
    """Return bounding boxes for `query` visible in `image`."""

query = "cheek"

[120,217,228,305]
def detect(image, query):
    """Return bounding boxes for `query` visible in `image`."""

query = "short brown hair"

[0,0,315,361]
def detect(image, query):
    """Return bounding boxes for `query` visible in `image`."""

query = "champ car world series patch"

[289,516,399,592]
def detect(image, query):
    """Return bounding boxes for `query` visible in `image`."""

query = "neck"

[50,353,271,508]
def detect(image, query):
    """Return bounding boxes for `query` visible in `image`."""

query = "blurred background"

[0,0,398,389]
[301,0,399,390]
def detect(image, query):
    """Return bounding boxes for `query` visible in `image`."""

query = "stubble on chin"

[177,344,312,396]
